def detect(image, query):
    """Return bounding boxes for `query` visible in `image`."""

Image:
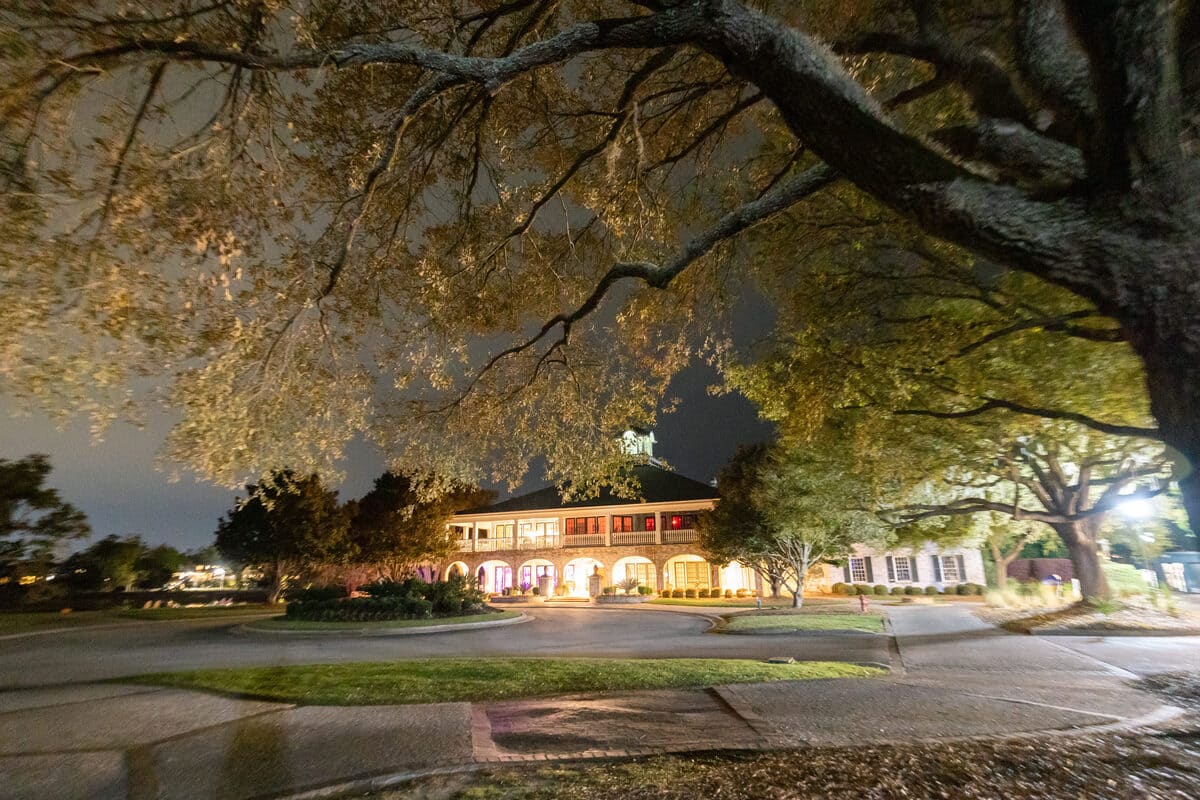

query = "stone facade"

[439,540,751,594]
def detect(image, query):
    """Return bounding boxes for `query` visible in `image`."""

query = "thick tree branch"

[896,398,1161,440]
[1063,0,1185,187]
[1012,0,1096,137]
[443,161,837,407]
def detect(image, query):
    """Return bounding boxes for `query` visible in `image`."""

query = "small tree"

[1,455,89,584]
[215,471,352,603]
[60,535,147,592]
[700,438,887,608]
[349,472,493,584]
[134,544,187,589]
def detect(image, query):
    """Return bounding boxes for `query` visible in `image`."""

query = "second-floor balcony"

[454,528,698,552]
[563,533,605,548]
[660,528,697,545]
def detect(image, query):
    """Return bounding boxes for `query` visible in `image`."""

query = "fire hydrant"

[859,593,869,612]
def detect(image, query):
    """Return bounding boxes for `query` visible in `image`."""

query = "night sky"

[0,360,773,553]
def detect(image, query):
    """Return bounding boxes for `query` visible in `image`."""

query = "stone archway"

[563,556,606,597]
[445,561,469,580]
[475,559,514,594]
[663,553,712,591]
[612,555,657,592]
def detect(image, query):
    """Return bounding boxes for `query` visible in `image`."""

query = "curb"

[236,612,530,637]
[1029,626,1200,637]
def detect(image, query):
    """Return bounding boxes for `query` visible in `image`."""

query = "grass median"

[722,610,885,634]
[125,657,883,705]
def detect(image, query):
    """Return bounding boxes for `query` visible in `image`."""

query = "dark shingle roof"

[456,464,718,515]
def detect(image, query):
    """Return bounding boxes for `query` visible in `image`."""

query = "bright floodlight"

[1120,498,1155,519]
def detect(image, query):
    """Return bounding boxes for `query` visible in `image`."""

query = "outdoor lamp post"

[1119,498,1156,572]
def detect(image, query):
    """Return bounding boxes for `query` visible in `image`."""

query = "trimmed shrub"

[286,576,481,622]
[638,585,653,595]
[724,589,734,598]
[830,582,847,595]
[924,586,941,595]
[736,588,749,598]
[684,588,698,599]
[903,585,918,595]
[873,585,888,595]
[890,586,905,595]
[672,589,685,599]
[361,578,425,599]
[852,584,869,595]
[286,585,347,604]
[602,585,617,595]
[963,583,985,596]
[954,583,971,595]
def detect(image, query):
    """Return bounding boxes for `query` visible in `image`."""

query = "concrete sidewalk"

[1,606,1185,800]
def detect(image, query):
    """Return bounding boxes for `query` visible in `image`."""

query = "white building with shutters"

[816,542,987,590]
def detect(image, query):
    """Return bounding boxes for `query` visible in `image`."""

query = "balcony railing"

[473,537,515,552]
[517,535,561,550]
[611,530,657,546]
[660,528,697,545]
[455,529,695,551]
[563,533,605,548]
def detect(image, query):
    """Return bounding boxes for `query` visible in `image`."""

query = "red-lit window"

[644,516,656,531]
[613,516,634,532]
[671,515,683,530]
[567,517,605,536]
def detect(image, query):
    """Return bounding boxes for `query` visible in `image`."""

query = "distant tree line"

[2,454,490,608]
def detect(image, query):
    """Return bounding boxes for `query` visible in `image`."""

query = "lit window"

[894,557,911,582]
[671,515,683,529]
[644,516,656,531]
[849,557,868,583]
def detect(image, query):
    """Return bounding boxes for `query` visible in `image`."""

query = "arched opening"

[445,561,469,580]
[720,560,759,593]
[517,559,557,593]
[476,560,513,594]
[563,557,606,597]
[612,556,656,592]
[664,554,712,591]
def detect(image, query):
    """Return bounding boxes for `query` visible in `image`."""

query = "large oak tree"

[1,2,1197,533]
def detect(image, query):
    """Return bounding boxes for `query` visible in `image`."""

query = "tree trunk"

[989,542,1009,590]
[792,587,803,608]
[1137,337,1200,540]
[1053,522,1109,599]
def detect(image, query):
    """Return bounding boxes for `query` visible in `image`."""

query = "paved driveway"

[0,606,890,688]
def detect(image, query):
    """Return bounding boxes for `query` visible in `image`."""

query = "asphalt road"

[0,607,891,688]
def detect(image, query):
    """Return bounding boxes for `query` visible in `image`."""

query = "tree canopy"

[0,454,90,580]
[349,471,494,582]
[1,1,1198,533]
[215,470,352,601]
[699,435,887,606]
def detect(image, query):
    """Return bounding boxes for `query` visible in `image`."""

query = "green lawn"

[0,610,131,635]
[243,610,521,631]
[722,610,886,633]
[117,605,277,621]
[0,605,276,634]
[649,596,850,608]
[125,657,883,705]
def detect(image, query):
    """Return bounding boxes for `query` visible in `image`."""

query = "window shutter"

[886,556,895,582]
[956,555,966,582]
[932,555,942,582]
[843,564,851,582]
[910,557,920,582]
[865,558,875,582]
